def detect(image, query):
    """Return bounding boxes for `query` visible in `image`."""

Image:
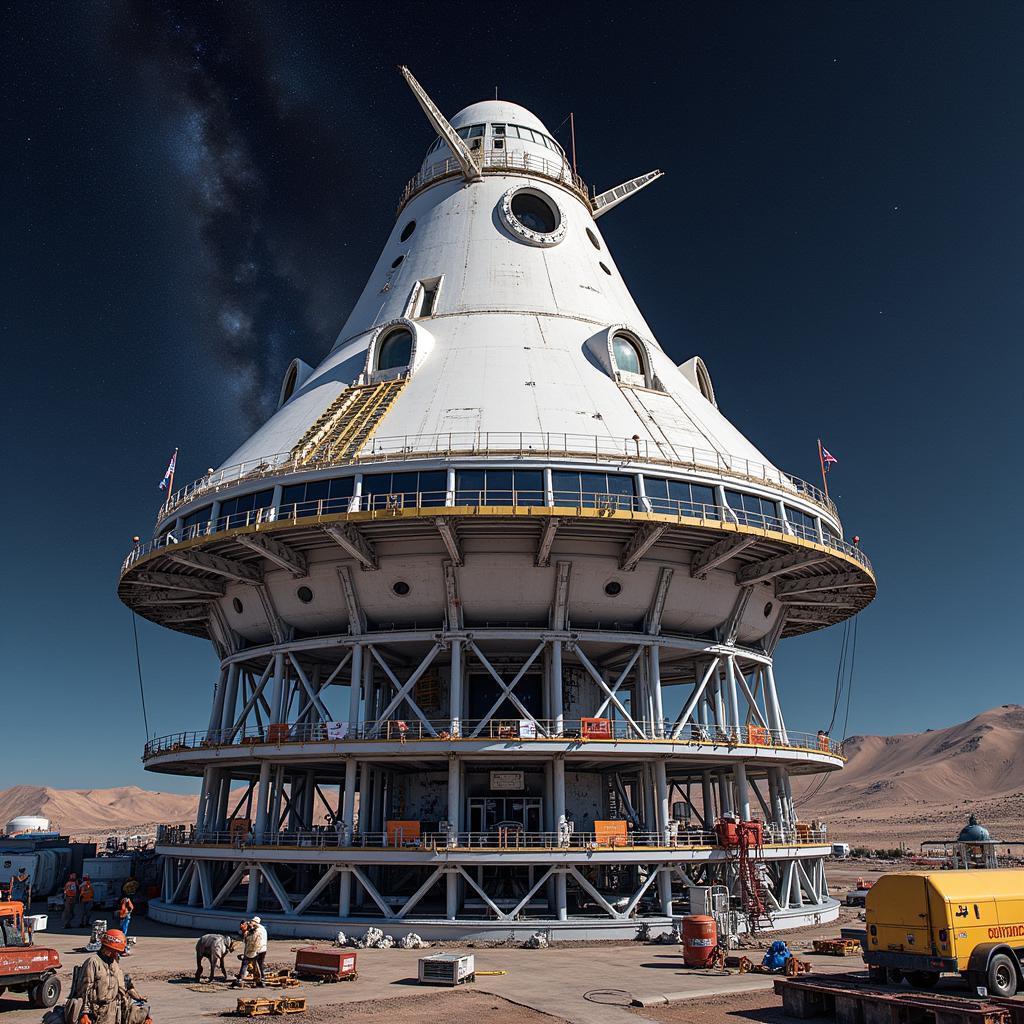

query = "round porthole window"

[391,254,405,269]
[232,597,243,614]
[764,601,774,618]
[400,220,416,242]
[604,580,623,596]
[586,227,601,250]
[392,581,411,596]
[499,186,567,247]
[599,261,612,275]
[297,586,314,604]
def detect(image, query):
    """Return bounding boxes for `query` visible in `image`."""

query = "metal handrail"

[155,824,830,851]
[143,720,845,759]
[397,147,590,212]
[155,433,839,522]
[125,488,869,576]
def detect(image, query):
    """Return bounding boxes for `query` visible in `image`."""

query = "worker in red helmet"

[62,929,151,1024]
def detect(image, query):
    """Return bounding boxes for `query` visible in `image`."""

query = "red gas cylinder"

[682,914,718,967]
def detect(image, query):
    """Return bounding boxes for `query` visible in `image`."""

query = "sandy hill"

[797,704,1024,847]
[0,785,199,834]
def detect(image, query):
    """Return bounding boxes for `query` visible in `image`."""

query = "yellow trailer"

[865,869,1024,995]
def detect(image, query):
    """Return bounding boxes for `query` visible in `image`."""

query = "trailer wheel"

[987,954,1017,998]
[32,974,61,1008]
[907,971,938,989]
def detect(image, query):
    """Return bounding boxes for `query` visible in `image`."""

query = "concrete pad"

[0,913,865,1024]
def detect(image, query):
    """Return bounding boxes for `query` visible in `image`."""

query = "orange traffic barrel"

[681,914,718,967]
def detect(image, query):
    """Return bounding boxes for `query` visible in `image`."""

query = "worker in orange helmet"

[62,929,151,1024]
[61,872,79,929]
[116,893,135,950]
[76,874,95,928]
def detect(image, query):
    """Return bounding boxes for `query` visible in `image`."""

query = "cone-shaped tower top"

[122,68,874,646]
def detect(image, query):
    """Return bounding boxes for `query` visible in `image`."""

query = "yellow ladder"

[292,379,406,465]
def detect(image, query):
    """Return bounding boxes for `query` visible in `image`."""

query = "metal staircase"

[291,378,406,466]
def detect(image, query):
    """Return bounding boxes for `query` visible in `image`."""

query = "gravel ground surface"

[634,988,789,1024]
[293,989,567,1023]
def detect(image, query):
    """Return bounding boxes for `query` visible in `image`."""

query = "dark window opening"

[377,328,413,371]
[510,191,558,234]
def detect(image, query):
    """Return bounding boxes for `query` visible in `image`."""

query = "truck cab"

[865,870,1024,996]
[0,900,62,1008]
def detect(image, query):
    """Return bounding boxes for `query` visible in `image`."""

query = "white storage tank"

[5,816,50,836]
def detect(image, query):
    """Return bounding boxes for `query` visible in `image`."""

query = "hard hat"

[251,916,261,924]
[100,929,128,954]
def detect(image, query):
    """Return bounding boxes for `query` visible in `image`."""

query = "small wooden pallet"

[812,939,864,957]
[236,996,307,1016]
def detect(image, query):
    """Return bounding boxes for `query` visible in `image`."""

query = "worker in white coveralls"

[62,928,151,1024]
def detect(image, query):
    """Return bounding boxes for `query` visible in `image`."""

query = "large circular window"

[499,186,566,247]
[376,327,413,371]
[512,193,556,233]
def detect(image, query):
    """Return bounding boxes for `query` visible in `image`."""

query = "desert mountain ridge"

[797,703,1024,846]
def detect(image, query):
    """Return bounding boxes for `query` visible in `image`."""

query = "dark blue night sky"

[3,2,1022,789]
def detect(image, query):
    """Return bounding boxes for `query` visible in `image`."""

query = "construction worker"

[233,919,264,987]
[77,873,95,927]
[62,872,79,928]
[250,915,268,979]
[10,867,31,910]
[116,894,134,948]
[62,928,151,1024]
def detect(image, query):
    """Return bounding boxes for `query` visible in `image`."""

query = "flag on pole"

[821,446,838,469]
[159,449,178,490]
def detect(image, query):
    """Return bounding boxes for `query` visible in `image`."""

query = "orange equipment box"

[581,717,612,739]
[593,820,629,847]
[385,820,421,845]
[746,725,768,745]
[267,723,290,743]
[228,817,252,838]
[294,947,357,981]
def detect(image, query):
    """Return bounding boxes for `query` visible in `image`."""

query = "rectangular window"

[606,474,636,509]
[362,473,393,510]
[418,470,447,507]
[552,470,581,506]
[580,471,606,508]
[485,469,513,504]
[410,276,442,318]
[455,470,485,506]
[493,124,506,136]
[182,506,211,533]
[331,477,360,516]
[493,138,504,150]
[690,484,717,518]
[514,470,544,507]
[467,124,485,138]
[787,506,817,540]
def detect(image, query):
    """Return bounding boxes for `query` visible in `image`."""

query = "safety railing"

[156,825,829,852]
[397,147,590,211]
[125,485,869,576]
[154,432,839,522]
[143,721,845,759]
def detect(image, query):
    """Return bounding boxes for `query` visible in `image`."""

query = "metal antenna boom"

[398,65,483,182]
[592,170,664,218]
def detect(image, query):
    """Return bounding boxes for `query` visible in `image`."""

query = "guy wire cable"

[131,609,151,739]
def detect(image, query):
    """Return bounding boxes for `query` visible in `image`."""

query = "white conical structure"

[120,69,874,939]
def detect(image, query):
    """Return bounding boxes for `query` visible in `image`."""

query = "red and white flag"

[821,446,838,468]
